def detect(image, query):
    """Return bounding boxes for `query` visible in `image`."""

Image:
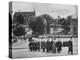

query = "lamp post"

[53,19,57,39]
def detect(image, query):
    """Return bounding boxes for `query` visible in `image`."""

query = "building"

[69,18,78,36]
[49,17,78,36]
[13,10,36,25]
[49,19,63,34]
[12,11,36,38]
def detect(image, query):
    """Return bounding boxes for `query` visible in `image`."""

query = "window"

[73,27,77,35]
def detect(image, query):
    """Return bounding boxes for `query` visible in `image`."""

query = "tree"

[29,16,45,35]
[41,14,53,24]
[13,25,26,36]
[57,18,70,34]
[40,14,54,33]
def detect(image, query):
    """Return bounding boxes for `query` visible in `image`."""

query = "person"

[68,38,73,54]
[51,39,56,53]
[34,41,37,51]
[49,38,52,52]
[36,41,40,51]
[29,41,34,51]
[56,39,62,53]
[46,39,51,53]
[41,41,46,52]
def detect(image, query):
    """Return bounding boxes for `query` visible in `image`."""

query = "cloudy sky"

[12,1,78,18]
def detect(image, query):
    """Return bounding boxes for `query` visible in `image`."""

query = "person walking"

[56,39,62,53]
[51,39,56,53]
[68,38,73,54]
[46,39,51,53]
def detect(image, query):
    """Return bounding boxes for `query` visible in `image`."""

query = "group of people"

[40,39,62,53]
[29,37,73,54]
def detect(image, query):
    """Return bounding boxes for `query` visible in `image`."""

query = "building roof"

[14,11,35,17]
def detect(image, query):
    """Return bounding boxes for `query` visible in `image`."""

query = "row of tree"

[13,13,78,37]
[13,14,54,36]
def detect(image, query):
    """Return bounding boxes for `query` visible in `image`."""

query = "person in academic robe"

[46,40,51,53]
[29,41,34,51]
[56,39,62,53]
[68,38,73,54]
[51,40,56,53]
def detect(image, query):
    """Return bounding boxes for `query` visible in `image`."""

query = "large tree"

[13,25,26,36]
[29,16,45,35]
[41,14,53,24]
[40,14,54,33]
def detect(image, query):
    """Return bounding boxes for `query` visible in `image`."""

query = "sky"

[12,1,78,18]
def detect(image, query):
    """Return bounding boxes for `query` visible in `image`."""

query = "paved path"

[12,38,78,58]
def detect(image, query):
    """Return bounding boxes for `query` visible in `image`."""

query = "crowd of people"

[28,37,73,54]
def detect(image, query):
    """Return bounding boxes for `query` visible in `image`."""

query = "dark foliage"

[13,26,26,36]
[41,14,54,33]
[29,16,45,35]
